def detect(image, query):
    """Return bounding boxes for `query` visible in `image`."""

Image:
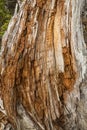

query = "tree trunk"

[0,0,87,130]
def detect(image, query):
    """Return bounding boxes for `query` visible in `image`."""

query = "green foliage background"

[0,0,11,37]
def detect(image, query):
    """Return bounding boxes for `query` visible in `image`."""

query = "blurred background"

[0,0,17,44]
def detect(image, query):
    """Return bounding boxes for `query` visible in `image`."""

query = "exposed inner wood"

[0,0,87,130]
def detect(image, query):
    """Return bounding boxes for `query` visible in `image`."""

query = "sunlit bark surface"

[0,0,87,130]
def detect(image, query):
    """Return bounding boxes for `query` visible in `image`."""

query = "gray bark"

[0,0,87,130]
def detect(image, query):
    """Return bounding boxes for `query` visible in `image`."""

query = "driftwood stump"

[0,0,87,130]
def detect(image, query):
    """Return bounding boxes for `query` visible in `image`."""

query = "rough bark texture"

[0,0,87,130]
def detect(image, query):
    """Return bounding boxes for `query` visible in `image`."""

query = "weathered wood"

[0,0,87,130]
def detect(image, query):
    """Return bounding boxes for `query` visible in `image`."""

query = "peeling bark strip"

[0,0,86,130]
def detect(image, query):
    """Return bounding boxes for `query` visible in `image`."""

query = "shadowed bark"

[0,0,87,130]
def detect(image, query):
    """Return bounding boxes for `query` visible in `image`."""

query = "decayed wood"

[0,0,87,130]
